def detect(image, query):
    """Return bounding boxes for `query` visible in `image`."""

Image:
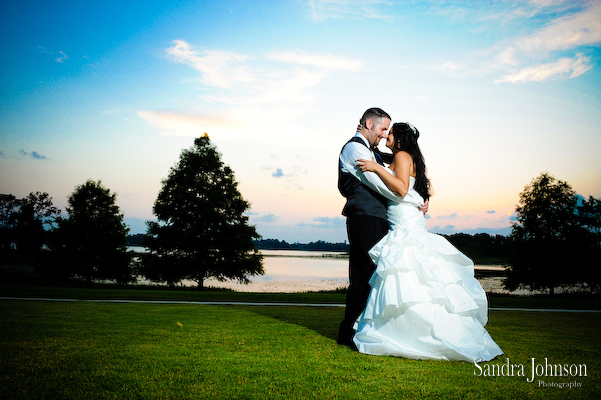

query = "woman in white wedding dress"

[354,122,503,362]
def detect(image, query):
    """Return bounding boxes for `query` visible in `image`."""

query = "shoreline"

[200,274,524,295]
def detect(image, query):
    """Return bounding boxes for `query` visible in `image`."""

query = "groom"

[337,107,425,350]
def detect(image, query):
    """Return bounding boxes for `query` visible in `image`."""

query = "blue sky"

[1,0,600,243]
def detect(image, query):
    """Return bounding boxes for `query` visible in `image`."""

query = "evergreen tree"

[142,134,263,288]
[52,180,131,286]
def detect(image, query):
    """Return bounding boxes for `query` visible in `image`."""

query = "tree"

[0,194,19,251]
[0,192,60,253]
[51,180,131,286]
[577,195,601,240]
[15,192,61,253]
[505,172,601,294]
[141,133,263,289]
[444,233,509,265]
[573,195,601,290]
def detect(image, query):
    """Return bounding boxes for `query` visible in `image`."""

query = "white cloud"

[431,1,599,82]
[251,213,279,223]
[493,46,520,67]
[528,0,569,7]
[165,40,253,88]
[307,0,393,22]
[298,216,345,228]
[267,49,362,70]
[439,61,463,71]
[39,47,68,63]
[55,51,68,63]
[513,1,601,56]
[202,67,325,106]
[487,1,601,82]
[163,40,362,109]
[436,213,458,220]
[495,53,592,83]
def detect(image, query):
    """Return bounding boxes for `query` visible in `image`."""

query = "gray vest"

[338,137,388,220]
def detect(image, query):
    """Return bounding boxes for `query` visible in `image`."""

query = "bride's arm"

[356,152,412,197]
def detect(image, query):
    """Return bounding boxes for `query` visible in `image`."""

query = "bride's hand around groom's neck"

[420,199,429,215]
[356,159,379,173]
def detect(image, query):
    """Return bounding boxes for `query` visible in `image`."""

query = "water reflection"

[129,247,510,293]
[256,256,348,280]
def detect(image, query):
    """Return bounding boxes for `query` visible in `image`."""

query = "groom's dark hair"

[360,108,391,127]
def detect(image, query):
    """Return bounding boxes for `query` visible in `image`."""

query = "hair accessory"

[406,122,418,135]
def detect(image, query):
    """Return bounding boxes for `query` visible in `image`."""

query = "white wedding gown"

[353,177,503,362]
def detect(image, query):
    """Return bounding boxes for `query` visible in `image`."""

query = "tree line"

[253,237,508,264]
[128,235,508,264]
[1,134,600,294]
[129,236,350,252]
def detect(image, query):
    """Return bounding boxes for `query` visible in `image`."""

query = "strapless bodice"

[388,176,426,232]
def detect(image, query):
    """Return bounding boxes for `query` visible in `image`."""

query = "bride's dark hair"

[391,123,431,201]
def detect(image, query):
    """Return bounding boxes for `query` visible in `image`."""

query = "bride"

[354,122,503,362]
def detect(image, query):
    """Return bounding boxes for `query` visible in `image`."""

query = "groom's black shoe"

[337,336,358,351]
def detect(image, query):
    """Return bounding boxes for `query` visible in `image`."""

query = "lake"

[129,247,515,294]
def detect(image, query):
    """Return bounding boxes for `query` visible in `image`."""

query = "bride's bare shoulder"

[392,151,413,164]
[391,151,415,177]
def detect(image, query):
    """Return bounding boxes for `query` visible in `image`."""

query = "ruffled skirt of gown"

[353,202,503,362]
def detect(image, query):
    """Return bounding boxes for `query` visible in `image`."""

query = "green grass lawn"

[2,284,601,309]
[0,284,348,304]
[1,288,600,399]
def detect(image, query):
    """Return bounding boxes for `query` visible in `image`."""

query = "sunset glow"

[2,0,600,242]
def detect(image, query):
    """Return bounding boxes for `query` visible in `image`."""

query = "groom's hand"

[420,199,429,215]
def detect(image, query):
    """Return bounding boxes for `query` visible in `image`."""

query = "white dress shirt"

[339,132,404,204]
